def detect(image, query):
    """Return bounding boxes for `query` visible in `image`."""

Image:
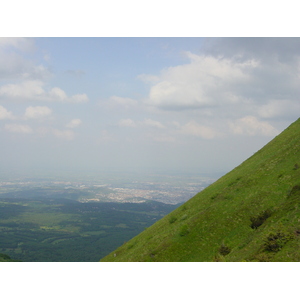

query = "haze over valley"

[0,172,217,205]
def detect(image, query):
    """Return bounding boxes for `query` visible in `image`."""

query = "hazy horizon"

[1,38,299,179]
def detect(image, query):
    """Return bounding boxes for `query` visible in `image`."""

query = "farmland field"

[0,195,179,261]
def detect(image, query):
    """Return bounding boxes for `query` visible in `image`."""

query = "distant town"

[0,173,218,205]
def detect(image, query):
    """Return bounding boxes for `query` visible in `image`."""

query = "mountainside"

[101,118,300,262]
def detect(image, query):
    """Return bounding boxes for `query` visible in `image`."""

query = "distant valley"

[0,173,216,261]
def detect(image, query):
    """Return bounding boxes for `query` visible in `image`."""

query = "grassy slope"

[101,118,300,262]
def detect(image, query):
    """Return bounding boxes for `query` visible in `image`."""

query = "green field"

[101,117,300,262]
[0,197,178,261]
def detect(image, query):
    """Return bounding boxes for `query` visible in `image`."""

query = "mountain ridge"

[101,117,300,262]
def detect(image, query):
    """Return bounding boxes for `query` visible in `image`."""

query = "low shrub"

[263,230,293,252]
[250,209,272,229]
[288,185,300,198]
[180,214,188,221]
[169,216,177,224]
[228,177,242,187]
[253,252,271,262]
[218,244,231,256]
[211,194,219,200]
[127,244,134,250]
[179,224,189,236]
[213,254,226,262]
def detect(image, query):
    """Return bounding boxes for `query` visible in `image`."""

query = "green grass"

[101,117,300,262]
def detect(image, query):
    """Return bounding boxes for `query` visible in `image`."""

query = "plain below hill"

[0,253,20,262]
[101,117,300,262]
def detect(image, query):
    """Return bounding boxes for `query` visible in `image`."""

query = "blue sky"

[1,37,300,177]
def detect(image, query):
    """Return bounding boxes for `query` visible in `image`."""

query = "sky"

[1,37,300,177]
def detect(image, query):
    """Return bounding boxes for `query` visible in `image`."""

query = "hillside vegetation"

[0,198,177,262]
[0,253,20,262]
[101,118,300,262]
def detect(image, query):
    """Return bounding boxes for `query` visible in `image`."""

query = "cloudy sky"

[1,37,299,177]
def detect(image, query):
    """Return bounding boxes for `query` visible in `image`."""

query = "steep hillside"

[101,118,300,262]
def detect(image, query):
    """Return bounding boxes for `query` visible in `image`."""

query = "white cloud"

[118,118,165,129]
[5,123,33,134]
[24,106,52,119]
[69,94,89,103]
[66,119,82,128]
[169,121,181,129]
[0,38,51,81]
[180,121,217,139]
[103,96,138,110]
[118,118,136,127]
[0,80,44,99]
[152,134,176,143]
[111,95,137,105]
[145,53,257,110]
[52,129,75,141]
[0,80,89,103]
[0,37,34,51]
[202,38,300,66]
[0,57,50,80]
[258,100,300,119]
[49,87,67,101]
[142,43,300,135]
[21,64,51,80]
[0,105,14,120]
[229,116,279,136]
[142,118,165,129]
[137,74,160,83]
